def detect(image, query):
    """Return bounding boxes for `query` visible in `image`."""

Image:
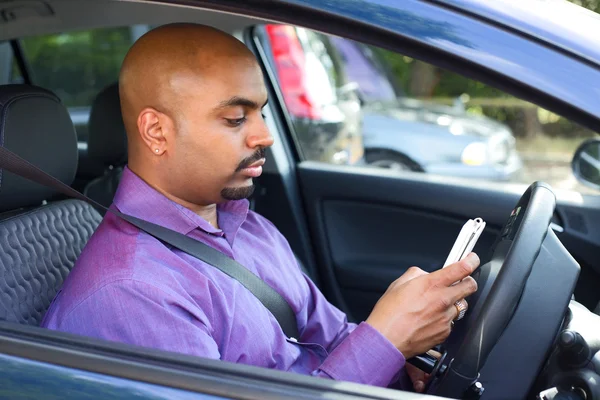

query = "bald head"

[119,23,257,148]
[118,23,272,208]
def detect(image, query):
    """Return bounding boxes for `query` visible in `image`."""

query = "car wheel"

[365,151,422,172]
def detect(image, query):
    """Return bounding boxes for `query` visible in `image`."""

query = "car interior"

[82,81,127,212]
[1,1,600,399]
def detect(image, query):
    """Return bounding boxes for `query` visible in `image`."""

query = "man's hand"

[405,350,441,392]
[406,363,429,393]
[365,253,480,359]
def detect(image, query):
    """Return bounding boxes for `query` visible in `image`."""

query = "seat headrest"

[87,82,127,167]
[0,84,78,212]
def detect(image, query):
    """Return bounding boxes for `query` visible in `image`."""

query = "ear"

[136,107,174,156]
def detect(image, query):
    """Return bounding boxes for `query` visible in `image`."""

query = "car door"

[0,320,416,400]
[250,3,600,323]
[0,1,452,398]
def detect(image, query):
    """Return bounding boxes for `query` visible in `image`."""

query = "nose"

[246,119,274,150]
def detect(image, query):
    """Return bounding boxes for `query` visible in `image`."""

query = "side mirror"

[572,138,600,191]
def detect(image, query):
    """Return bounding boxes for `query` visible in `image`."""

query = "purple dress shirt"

[42,167,406,387]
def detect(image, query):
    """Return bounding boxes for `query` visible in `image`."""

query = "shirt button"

[289,337,298,342]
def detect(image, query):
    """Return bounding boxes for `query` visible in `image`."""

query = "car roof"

[0,0,261,41]
[3,0,600,132]
[440,0,600,67]
[3,0,599,69]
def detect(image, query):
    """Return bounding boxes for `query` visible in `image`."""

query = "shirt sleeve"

[299,273,407,388]
[46,280,221,360]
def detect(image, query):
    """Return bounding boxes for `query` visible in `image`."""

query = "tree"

[569,0,600,12]
[19,27,133,108]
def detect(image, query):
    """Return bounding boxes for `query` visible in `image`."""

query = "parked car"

[328,36,523,180]
[0,0,600,399]
[258,25,522,181]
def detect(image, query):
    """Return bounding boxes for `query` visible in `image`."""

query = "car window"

[257,25,599,196]
[258,25,364,165]
[331,37,398,103]
[14,25,150,141]
[0,42,14,84]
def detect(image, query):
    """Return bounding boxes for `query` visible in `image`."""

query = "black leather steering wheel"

[430,182,557,398]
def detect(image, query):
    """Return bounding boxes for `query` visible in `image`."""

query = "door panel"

[0,323,423,400]
[322,200,498,320]
[297,161,600,321]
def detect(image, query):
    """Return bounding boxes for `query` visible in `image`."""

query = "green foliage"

[365,0,599,139]
[19,27,133,108]
[12,0,600,139]
[570,0,600,12]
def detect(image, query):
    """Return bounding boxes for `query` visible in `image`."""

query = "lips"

[239,158,265,178]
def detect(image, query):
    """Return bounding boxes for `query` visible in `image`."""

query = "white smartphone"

[443,218,486,268]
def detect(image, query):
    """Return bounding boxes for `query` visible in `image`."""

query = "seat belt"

[0,146,300,339]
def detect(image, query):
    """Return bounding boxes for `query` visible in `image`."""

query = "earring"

[155,149,159,153]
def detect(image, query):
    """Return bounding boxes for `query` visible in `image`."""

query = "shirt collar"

[113,166,250,238]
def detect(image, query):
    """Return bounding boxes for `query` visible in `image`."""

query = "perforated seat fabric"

[0,200,102,325]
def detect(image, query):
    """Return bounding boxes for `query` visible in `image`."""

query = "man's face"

[164,57,273,206]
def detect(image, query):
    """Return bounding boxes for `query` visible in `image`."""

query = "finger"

[432,253,480,287]
[446,276,478,303]
[446,302,459,322]
[451,299,468,320]
[405,364,427,385]
[427,349,442,359]
[414,380,425,393]
[405,363,431,393]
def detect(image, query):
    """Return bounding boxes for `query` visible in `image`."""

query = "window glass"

[258,25,364,165]
[15,26,150,141]
[0,42,18,84]
[19,27,133,108]
[10,57,23,84]
[258,25,598,195]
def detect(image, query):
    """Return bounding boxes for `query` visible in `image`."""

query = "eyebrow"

[215,96,268,111]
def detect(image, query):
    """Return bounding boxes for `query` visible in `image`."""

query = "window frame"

[191,0,600,135]
[1,0,600,397]
[0,322,401,400]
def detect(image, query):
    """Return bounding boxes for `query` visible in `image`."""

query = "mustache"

[236,148,266,172]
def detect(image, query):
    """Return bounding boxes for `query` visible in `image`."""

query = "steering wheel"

[429,182,557,398]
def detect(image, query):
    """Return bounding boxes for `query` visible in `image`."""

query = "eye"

[261,113,267,120]
[225,117,247,127]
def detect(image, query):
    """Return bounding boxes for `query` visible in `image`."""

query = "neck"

[163,193,220,229]
[192,204,219,229]
[128,163,220,229]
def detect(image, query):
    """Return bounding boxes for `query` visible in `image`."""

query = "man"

[42,23,479,392]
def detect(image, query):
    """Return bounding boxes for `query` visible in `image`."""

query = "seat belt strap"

[0,146,300,339]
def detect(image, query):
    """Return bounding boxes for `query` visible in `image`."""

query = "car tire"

[365,150,423,172]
